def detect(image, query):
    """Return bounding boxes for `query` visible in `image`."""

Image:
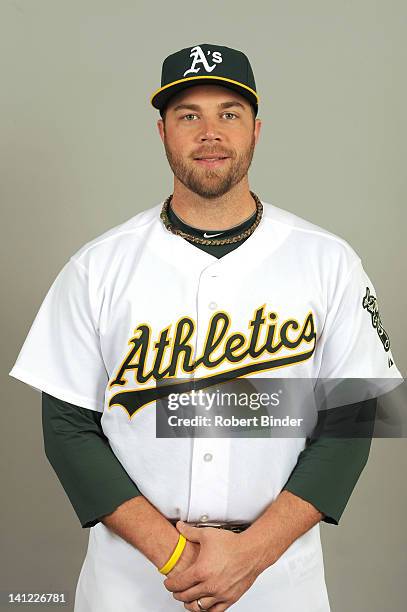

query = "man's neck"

[169,182,257,231]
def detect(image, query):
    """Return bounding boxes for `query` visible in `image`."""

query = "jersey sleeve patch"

[361,286,391,352]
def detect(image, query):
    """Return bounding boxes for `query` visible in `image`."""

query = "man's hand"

[163,521,264,612]
[165,538,200,579]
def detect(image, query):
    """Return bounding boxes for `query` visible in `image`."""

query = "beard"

[163,133,256,199]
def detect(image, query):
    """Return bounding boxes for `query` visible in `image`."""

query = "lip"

[194,157,230,167]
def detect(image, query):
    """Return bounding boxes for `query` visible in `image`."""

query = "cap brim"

[150,75,259,115]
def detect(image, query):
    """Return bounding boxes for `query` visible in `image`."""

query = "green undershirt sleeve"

[283,397,377,525]
[41,391,143,528]
[42,392,376,530]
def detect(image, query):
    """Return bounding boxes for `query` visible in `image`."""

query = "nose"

[198,118,222,142]
[200,132,220,141]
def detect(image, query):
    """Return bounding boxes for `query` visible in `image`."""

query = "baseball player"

[9,44,404,612]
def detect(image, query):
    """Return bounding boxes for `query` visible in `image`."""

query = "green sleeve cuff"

[80,475,143,528]
[282,399,377,525]
[283,436,373,525]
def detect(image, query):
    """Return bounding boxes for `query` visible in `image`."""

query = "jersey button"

[200,514,209,522]
[203,453,213,462]
[209,301,217,309]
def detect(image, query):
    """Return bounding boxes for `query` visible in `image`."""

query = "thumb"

[176,520,202,542]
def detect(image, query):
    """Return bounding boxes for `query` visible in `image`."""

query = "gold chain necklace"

[160,190,263,246]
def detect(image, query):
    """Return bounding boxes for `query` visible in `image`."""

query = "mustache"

[192,150,233,159]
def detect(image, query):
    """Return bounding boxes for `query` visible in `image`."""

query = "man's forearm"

[239,490,325,574]
[101,489,323,578]
[101,495,196,572]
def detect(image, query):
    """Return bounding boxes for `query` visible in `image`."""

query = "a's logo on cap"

[183,45,223,77]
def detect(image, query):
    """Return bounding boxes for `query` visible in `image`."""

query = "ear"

[254,118,262,145]
[157,118,165,143]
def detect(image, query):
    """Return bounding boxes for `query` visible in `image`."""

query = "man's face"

[157,85,262,199]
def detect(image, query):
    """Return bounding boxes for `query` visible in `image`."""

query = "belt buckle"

[190,521,225,529]
[189,521,249,533]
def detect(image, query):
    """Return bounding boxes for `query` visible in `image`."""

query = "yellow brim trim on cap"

[150,75,259,106]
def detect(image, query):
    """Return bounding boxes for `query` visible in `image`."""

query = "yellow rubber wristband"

[158,533,187,575]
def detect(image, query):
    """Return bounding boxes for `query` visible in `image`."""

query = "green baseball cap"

[150,44,259,117]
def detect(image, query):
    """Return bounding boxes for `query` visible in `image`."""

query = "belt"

[168,519,251,533]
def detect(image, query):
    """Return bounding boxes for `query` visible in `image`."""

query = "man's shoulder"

[262,199,361,266]
[69,200,163,268]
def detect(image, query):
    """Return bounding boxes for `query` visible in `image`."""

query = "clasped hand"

[163,521,263,611]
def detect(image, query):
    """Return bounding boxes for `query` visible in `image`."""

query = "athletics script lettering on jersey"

[107,305,317,418]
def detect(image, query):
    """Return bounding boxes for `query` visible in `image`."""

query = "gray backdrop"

[1,1,406,610]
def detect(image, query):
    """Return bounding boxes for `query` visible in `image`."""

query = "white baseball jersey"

[9,198,403,612]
